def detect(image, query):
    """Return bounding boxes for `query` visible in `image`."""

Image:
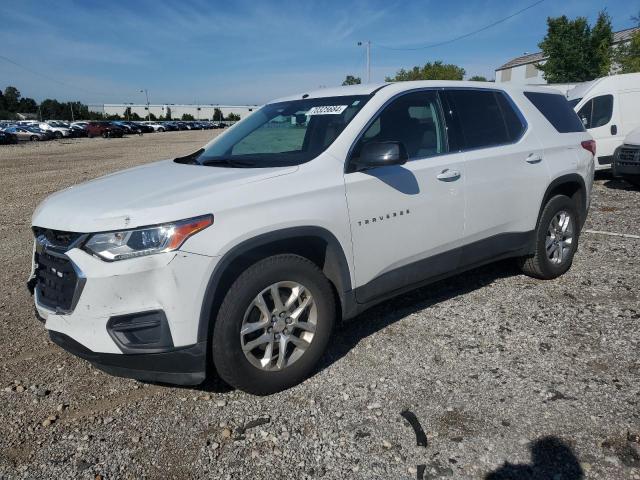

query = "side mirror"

[352,141,408,171]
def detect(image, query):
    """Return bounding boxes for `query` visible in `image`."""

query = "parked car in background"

[112,121,142,135]
[0,130,18,145]
[567,72,640,170]
[144,122,166,132]
[86,122,124,138]
[69,124,88,137]
[37,122,72,139]
[5,126,49,141]
[132,122,154,133]
[163,122,180,131]
[29,81,594,394]
[613,127,640,187]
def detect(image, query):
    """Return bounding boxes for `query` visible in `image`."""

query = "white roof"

[271,80,562,104]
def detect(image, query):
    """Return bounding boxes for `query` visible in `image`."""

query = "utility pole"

[140,89,150,121]
[70,102,75,122]
[358,40,371,83]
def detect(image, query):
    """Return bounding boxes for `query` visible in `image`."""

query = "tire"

[158,128,164,132]
[212,254,336,395]
[519,194,580,280]
[102,131,109,139]
[54,131,63,139]
[30,135,39,141]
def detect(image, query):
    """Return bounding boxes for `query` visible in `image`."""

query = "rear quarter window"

[524,91,585,133]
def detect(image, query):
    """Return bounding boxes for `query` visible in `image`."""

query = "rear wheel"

[102,131,109,138]
[30,135,39,141]
[212,254,336,395]
[158,128,165,132]
[519,194,580,279]
[54,131,63,139]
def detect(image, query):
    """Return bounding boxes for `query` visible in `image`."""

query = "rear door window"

[524,91,585,133]
[445,89,525,150]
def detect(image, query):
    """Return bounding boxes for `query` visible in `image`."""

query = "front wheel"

[519,194,580,280]
[30,135,39,141]
[212,254,336,395]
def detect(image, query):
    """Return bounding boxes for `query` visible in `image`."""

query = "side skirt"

[343,231,534,319]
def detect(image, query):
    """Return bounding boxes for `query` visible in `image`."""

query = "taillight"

[581,140,596,156]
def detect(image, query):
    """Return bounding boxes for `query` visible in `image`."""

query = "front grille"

[33,227,83,250]
[35,251,79,312]
[617,147,640,165]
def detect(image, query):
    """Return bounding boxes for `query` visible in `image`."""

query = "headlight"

[83,215,213,261]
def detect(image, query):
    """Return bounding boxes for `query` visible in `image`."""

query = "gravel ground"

[1,134,639,479]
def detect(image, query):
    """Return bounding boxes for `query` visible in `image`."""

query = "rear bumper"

[49,330,207,385]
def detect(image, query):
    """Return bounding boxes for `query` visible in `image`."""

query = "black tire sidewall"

[535,195,580,278]
[212,255,335,394]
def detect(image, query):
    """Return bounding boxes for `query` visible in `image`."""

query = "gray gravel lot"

[1,133,639,479]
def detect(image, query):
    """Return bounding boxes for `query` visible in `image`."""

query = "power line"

[0,54,112,97]
[377,0,546,51]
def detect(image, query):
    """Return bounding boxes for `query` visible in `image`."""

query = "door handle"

[611,124,617,135]
[526,154,543,164]
[436,169,461,181]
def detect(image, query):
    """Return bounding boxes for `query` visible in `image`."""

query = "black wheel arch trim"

[197,226,352,343]
[537,173,588,228]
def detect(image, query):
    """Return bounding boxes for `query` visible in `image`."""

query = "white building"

[495,27,638,86]
[101,103,260,120]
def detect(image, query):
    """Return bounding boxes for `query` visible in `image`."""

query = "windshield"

[192,95,370,167]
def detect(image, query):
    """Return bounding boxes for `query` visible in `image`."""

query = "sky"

[0,0,637,106]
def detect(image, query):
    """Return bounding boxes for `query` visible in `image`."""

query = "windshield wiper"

[200,158,259,168]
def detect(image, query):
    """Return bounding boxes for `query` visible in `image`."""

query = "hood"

[624,128,640,147]
[32,159,298,232]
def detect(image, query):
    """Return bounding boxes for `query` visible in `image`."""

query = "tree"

[213,108,223,121]
[3,86,21,112]
[469,75,488,81]
[385,61,465,82]
[149,112,157,121]
[342,75,362,86]
[226,112,241,121]
[165,107,172,120]
[181,113,195,121]
[613,11,640,73]
[537,11,613,83]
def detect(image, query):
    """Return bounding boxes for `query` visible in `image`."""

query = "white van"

[567,72,640,170]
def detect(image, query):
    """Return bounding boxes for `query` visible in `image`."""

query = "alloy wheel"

[240,281,317,371]
[546,210,574,265]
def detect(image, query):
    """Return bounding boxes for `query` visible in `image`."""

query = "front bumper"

[612,145,640,178]
[32,243,218,385]
[49,330,207,385]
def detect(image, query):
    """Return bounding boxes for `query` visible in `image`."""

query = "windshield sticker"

[307,105,348,115]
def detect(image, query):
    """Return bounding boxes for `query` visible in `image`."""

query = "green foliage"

[213,108,223,121]
[165,107,172,120]
[469,75,488,81]
[385,61,465,82]
[537,11,613,83]
[149,112,157,121]
[3,86,21,111]
[613,12,640,73]
[342,75,362,86]
[181,113,195,121]
[226,112,241,121]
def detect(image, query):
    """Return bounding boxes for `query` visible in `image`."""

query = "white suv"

[29,81,594,394]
